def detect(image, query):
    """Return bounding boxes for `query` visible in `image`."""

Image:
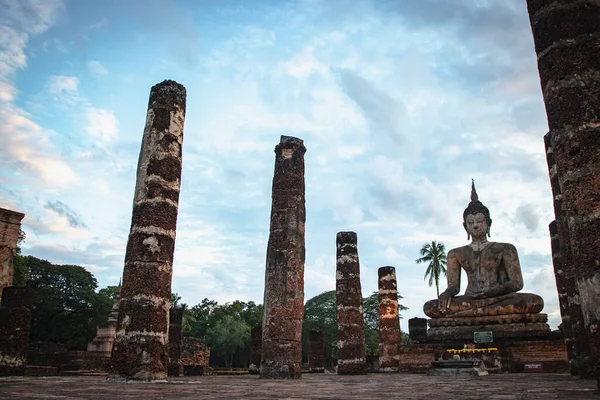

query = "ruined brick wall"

[0,287,33,376]
[181,337,210,366]
[526,1,600,379]
[168,308,183,377]
[336,231,366,375]
[260,136,306,379]
[0,208,25,295]
[110,80,186,381]
[397,345,438,374]
[378,266,400,372]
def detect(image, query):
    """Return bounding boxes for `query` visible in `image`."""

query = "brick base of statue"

[398,336,568,374]
[426,313,551,341]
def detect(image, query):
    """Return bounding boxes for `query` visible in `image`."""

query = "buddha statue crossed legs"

[423,181,549,340]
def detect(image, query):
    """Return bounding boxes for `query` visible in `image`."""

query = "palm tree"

[416,241,448,299]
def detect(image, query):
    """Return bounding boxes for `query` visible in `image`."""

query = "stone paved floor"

[0,373,598,399]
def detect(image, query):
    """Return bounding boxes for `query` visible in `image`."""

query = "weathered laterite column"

[0,208,25,295]
[0,287,33,376]
[336,231,366,375]
[110,80,186,381]
[260,135,306,379]
[249,325,262,374]
[526,1,600,379]
[545,132,579,369]
[378,266,400,372]
[308,330,325,373]
[168,308,183,377]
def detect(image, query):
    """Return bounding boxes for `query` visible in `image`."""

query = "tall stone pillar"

[110,80,186,381]
[0,207,25,295]
[308,330,325,373]
[260,135,306,379]
[0,287,33,376]
[168,308,183,377]
[336,231,366,375]
[378,266,400,372]
[526,1,600,379]
[249,325,262,374]
[545,132,581,370]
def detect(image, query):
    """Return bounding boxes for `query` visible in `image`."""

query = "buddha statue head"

[462,180,492,240]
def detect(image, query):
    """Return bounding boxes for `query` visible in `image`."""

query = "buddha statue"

[423,181,549,339]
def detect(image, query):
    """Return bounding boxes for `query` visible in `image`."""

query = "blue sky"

[0,0,560,332]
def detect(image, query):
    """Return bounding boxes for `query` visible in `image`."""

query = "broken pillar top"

[0,207,25,224]
[148,79,186,110]
[378,266,396,278]
[337,231,357,243]
[276,135,306,154]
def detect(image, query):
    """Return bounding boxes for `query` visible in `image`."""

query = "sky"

[0,0,561,332]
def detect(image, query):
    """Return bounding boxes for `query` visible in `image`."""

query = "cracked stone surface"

[0,373,598,399]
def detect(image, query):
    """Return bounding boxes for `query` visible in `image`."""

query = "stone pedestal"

[427,313,551,341]
[0,287,33,376]
[0,208,25,296]
[260,136,306,380]
[336,231,367,375]
[308,330,325,373]
[110,80,186,381]
[377,266,400,372]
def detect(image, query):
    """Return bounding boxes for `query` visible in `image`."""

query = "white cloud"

[85,108,118,142]
[87,60,108,76]
[0,104,77,188]
[45,75,80,102]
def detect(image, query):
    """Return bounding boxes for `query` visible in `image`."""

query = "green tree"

[184,298,263,367]
[303,290,338,366]
[205,315,250,368]
[23,256,112,349]
[416,240,448,299]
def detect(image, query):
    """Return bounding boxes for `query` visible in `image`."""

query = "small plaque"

[473,331,493,343]
[524,363,543,372]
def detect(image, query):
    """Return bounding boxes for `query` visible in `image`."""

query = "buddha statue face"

[464,212,489,240]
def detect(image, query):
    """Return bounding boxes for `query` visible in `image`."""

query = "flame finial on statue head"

[470,179,478,202]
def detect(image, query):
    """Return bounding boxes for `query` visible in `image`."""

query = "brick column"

[378,266,400,372]
[249,325,262,374]
[110,80,186,381]
[0,287,33,376]
[336,231,366,375]
[168,308,183,377]
[308,330,325,373]
[0,208,25,295]
[526,1,600,379]
[260,135,306,379]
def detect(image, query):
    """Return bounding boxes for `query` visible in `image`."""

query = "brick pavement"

[0,373,597,399]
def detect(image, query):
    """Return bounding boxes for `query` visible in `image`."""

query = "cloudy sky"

[0,0,561,331]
